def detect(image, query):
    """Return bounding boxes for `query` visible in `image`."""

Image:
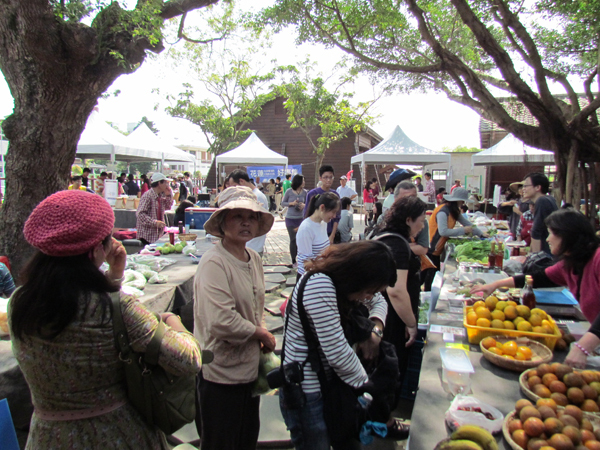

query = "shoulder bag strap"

[295,273,331,391]
[110,292,132,358]
[144,314,166,366]
[371,231,411,254]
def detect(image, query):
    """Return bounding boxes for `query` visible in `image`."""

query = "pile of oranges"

[481,337,534,360]
[508,397,600,449]
[466,295,555,334]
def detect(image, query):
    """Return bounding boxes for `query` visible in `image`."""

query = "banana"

[451,425,499,450]
[437,439,484,450]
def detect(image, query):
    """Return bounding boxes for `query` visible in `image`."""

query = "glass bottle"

[488,242,496,269]
[495,242,504,270]
[522,275,536,309]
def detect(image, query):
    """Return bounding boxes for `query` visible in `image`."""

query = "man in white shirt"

[336,175,357,200]
[423,172,436,203]
[226,169,270,257]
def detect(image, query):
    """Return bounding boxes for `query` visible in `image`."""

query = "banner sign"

[246,165,302,180]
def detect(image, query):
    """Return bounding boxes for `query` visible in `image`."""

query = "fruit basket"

[503,407,600,449]
[520,366,600,418]
[178,233,197,242]
[480,336,552,372]
[463,304,561,350]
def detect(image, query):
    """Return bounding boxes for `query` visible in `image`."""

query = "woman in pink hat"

[9,190,202,449]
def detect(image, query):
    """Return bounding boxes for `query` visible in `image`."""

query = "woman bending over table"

[472,208,600,369]
[280,241,397,449]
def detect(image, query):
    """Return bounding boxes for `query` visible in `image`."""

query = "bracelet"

[574,342,591,356]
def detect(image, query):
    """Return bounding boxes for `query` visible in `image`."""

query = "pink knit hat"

[24,190,114,256]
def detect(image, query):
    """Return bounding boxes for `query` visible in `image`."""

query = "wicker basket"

[504,408,600,449]
[480,336,552,372]
[178,233,197,243]
[519,368,600,419]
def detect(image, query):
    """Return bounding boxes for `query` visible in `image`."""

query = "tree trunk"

[314,152,326,186]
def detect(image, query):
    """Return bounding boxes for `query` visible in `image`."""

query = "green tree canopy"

[260,0,600,207]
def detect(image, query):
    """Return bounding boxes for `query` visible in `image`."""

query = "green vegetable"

[454,240,491,263]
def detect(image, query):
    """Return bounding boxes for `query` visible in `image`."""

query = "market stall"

[408,234,592,450]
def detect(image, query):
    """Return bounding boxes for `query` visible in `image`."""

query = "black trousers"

[195,372,260,450]
[423,253,441,292]
[286,225,299,264]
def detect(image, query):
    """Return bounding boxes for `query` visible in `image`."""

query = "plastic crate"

[399,340,425,401]
[184,207,217,229]
[463,305,561,350]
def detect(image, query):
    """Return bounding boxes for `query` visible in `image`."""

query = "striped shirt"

[282,273,387,395]
[296,218,330,275]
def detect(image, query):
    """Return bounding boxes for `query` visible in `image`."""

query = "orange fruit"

[537,398,558,412]
[516,305,531,318]
[542,373,558,387]
[529,313,543,327]
[512,429,529,449]
[523,417,545,437]
[515,351,527,361]
[485,295,498,310]
[476,318,491,328]
[473,300,486,310]
[515,399,533,413]
[507,300,518,306]
[466,311,478,325]
[504,320,516,330]
[519,346,533,359]
[517,320,533,332]
[491,319,505,329]
[504,305,518,320]
[475,307,492,320]
[488,347,503,356]
[481,337,497,349]
[491,309,506,321]
[503,341,518,356]
[504,355,515,360]
[496,300,507,311]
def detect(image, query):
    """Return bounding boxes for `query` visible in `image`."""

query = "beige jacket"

[193,241,265,384]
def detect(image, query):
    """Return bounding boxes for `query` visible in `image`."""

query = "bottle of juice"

[522,275,536,309]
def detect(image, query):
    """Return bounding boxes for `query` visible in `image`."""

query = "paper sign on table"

[436,313,464,321]
[430,325,465,336]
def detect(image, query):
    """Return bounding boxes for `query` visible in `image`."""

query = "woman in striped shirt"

[280,241,397,449]
[295,192,340,278]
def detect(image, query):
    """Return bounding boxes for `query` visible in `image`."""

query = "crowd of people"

[4,163,600,450]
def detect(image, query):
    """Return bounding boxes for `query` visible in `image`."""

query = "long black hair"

[444,200,462,221]
[545,208,599,275]
[305,191,340,218]
[380,195,427,238]
[305,241,397,316]
[10,235,119,341]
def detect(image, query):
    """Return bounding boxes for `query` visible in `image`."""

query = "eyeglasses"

[321,176,334,180]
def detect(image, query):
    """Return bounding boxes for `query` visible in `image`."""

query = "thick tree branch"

[584,69,599,126]
[571,97,600,129]
[404,0,533,142]
[160,0,220,19]
[492,0,563,120]
[299,5,444,74]
[177,12,226,44]
[447,0,554,128]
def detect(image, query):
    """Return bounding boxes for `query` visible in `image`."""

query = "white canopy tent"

[350,125,450,200]
[350,125,451,165]
[472,133,555,166]
[76,111,194,163]
[215,132,288,182]
[125,123,195,163]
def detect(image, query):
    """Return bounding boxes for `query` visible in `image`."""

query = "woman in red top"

[473,208,600,368]
[363,181,375,226]
[140,174,150,195]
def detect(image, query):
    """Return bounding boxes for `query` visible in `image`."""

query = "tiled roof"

[479,94,600,132]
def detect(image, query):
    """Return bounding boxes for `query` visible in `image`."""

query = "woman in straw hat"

[193,185,276,450]
[425,187,487,290]
[9,190,202,449]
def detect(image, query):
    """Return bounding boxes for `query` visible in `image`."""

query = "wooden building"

[204,97,383,191]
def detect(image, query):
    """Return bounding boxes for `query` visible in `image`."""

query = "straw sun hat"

[204,186,274,239]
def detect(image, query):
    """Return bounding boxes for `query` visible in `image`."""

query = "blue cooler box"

[184,207,217,229]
